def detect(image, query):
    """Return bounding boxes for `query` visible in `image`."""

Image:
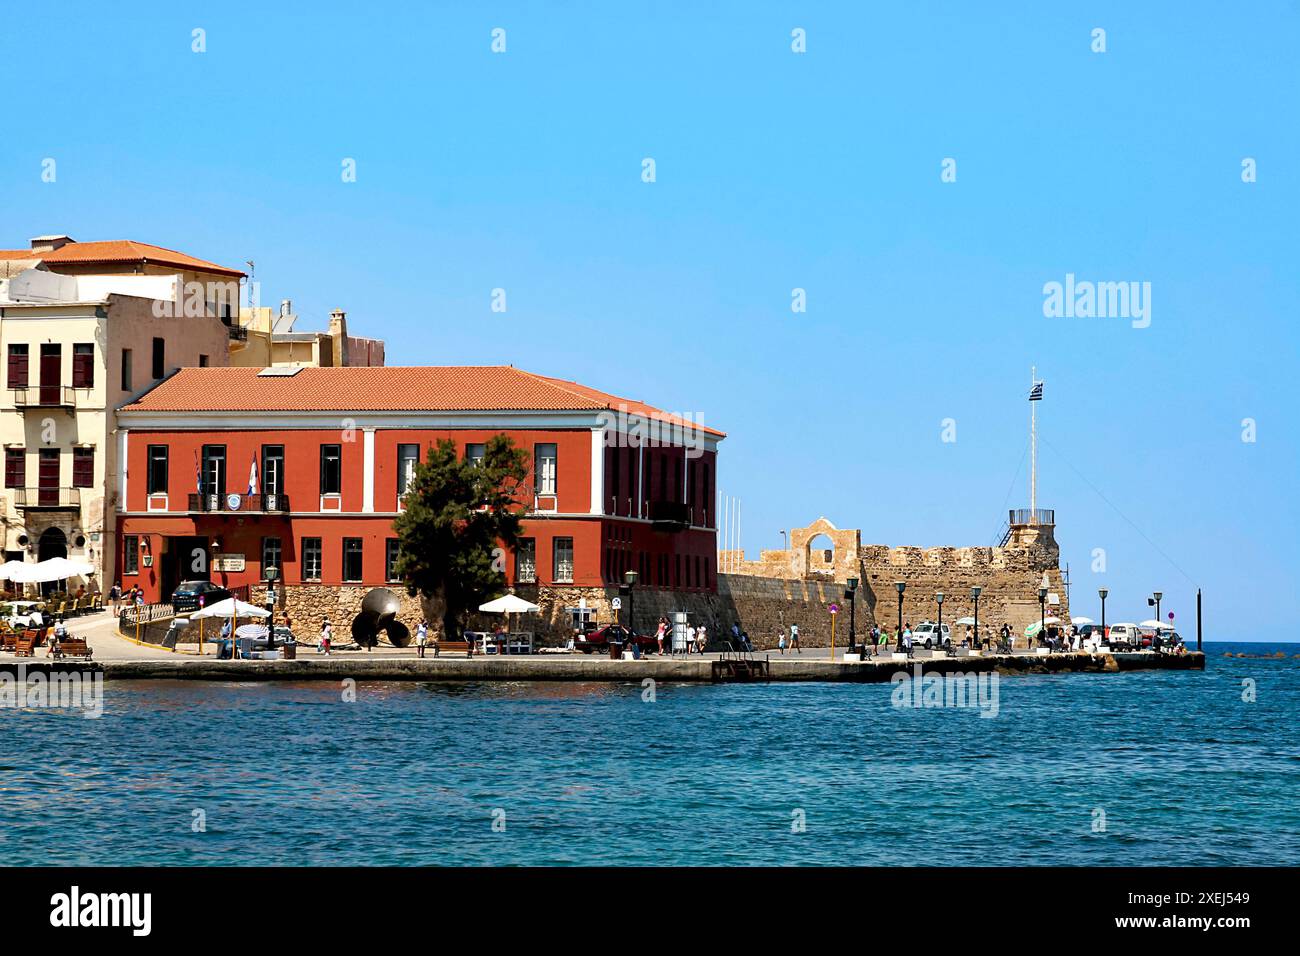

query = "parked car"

[912,621,952,649]
[170,580,231,613]
[1103,622,1140,650]
[575,623,655,654]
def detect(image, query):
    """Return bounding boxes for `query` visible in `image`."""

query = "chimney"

[328,309,349,367]
[29,234,74,253]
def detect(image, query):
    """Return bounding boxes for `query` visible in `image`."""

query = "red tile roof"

[120,366,725,437]
[0,240,245,277]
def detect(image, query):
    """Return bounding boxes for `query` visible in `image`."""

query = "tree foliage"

[392,434,530,637]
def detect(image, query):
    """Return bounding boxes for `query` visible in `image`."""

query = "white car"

[912,621,952,649]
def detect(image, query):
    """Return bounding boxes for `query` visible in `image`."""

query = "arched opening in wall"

[37,527,68,596]
[806,533,835,576]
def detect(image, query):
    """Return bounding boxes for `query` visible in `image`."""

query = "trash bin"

[282,642,297,660]
[609,640,623,660]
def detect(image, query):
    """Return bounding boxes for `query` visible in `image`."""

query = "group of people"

[108,582,145,613]
[652,616,711,654]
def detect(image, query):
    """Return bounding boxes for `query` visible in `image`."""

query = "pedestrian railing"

[119,602,175,628]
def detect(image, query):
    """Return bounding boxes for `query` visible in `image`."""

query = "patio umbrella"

[478,594,540,653]
[235,623,269,640]
[1024,616,1061,638]
[1139,619,1172,630]
[1071,616,1094,625]
[192,598,270,657]
[190,598,271,620]
[478,594,540,614]
[953,616,976,626]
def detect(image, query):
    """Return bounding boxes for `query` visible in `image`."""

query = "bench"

[433,640,473,658]
[14,631,37,657]
[53,638,93,660]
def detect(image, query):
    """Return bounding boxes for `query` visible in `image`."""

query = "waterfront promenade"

[4,611,1204,682]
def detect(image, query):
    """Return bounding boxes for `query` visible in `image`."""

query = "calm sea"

[2,642,1296,866]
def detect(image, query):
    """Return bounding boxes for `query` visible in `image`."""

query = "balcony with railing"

[187,492,291,514]
[12,487,81,510]
[11,386,79,410]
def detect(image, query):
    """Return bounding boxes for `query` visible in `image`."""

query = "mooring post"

[1196,588,1202,651]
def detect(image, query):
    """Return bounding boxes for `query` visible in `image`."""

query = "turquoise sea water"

[1,642,1297,866]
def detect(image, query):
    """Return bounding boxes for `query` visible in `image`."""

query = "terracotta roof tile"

[119,366,725,437]
[0,240,244,277]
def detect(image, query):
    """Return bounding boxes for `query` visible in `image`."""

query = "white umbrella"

[0,560,29,582]
[478,594,540,614]
[1071,616,1094,625]
[1139,619,1173,630]
[953,616,976,626]
[235,623,269,639]
[191,598,271,619]
[1025,616,1062,637]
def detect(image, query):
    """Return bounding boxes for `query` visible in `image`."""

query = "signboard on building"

[214,554,245,572]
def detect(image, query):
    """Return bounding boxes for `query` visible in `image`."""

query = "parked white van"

[1103,623,1140,650]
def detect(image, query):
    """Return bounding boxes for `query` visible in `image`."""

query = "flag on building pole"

[1029,381,1044,401]
[247,454,258,495]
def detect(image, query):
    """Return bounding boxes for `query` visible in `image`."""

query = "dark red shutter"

[73,448,94,488]
[7,346,28,389]
[72,344,94,388]
[4,449,24,489]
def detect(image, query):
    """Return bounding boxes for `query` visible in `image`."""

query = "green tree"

[392,434,530,637]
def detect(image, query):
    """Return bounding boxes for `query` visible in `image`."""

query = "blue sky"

[3,1,1296,635]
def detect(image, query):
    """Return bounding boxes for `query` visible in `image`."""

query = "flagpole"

[1030,366,1037,522]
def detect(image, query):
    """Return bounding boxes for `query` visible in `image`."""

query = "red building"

[114,366,722,603]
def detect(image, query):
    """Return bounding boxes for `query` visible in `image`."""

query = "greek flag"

[1029,381,1044,401]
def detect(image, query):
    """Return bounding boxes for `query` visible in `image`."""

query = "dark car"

[575,623,655,655]
[171,580,231,613]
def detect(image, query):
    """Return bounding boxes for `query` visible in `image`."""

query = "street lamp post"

[971,585,982,651]
[895,581,906,652]
[1099,587,1108,643]
[846,576,858,656]
[1150,590,1162,652]
[935,591,944,652]
[623,569,638,636]
[1037,585,1048,649]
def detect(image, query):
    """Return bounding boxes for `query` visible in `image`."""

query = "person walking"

[904,622,914,659]
[109,581,122,614]
[789,622,801,654]
[697,623,708,653]
[416,619,428,658]
[777,626,787,654]
[655,617,667,654]
[318,618,332,656]
[687,623,697,654]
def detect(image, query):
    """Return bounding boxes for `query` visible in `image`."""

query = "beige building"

[232,299,384,368]
[0,235,241,589]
